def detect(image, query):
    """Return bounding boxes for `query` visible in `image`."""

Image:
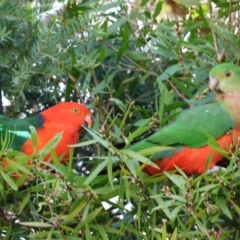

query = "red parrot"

[1,102,92,169]
[128,63,240,175]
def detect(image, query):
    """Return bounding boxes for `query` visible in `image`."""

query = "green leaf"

[18,191,31,214]
[29,125,38,153]
[117,23,130,62]
[127,119,152,143]
[137,146,174,156]
[90,224,109,240]
[170,227,178,240]
[158,64,183,81]
[96,2,120,11]
[198,184,218,192]
[0,171,18,190]
[204,132,230,159]
[107,152,114,189]
[174,0,200,6]
[64,198,88,222]
[157,80,173,105]
[69,139,98,147]
[119,149,159,169]
[164,172,186,190]
[106,18,126,37]
[20,222,53,227]
[82,202,90,222]
[76,207,102,229]
[84,158,108,185]
[229,199,240,216]
[216,197,232,219]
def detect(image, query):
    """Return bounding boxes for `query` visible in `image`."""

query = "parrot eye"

[72,108,80,113]
[225,71,232,77]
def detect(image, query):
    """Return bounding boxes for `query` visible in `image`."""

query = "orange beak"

[85,114,92,128]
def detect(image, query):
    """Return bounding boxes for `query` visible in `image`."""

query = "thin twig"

[208,0,222,62]
[166,79,189,103]
[92,71,98,87]
[66,72,84,103]
[104,42,146,72]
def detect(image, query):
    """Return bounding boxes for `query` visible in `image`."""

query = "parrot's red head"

[41,102,92,130]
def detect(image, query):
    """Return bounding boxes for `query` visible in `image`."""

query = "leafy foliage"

[1,0,240,239]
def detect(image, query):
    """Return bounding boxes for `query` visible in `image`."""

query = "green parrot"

[128,63,240,175]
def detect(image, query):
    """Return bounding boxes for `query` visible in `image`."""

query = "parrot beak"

[209,76,222,94]
[209,76,219,91]
[84,114,92,128]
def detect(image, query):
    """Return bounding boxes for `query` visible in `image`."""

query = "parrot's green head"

[209,63,240,126]
[209,63,240,98]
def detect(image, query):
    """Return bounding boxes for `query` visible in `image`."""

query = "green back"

[129,102,233,151]
[0,114,44,151]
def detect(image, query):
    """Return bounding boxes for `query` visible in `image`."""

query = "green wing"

[129,102,233,151]
[0,114,44,151]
